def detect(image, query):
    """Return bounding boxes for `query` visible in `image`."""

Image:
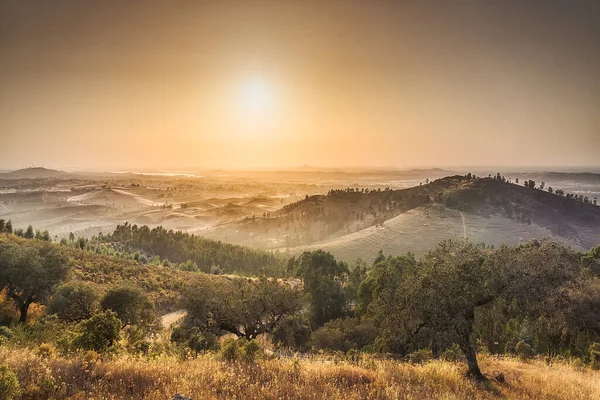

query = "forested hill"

[96,223,287,276]
[218,175,600,251]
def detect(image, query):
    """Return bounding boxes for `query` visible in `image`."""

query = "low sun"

[237,78,275,116]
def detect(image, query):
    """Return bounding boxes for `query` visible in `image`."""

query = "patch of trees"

[96,223,287,276]
[179,275,304,344]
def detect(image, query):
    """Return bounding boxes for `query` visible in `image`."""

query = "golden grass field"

[1,347,598,400]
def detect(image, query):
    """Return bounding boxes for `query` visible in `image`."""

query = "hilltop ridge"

[203,175,600,261]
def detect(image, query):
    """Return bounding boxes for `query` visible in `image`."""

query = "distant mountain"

[2,167,68,179]
[203,175,600,262]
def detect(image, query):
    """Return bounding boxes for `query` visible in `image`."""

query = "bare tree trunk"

[19,300,31,324]
[460,340,484,380]
[460,308,485,381]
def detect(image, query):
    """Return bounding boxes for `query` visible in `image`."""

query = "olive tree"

[0,240,70,323]
[363,239,580,380]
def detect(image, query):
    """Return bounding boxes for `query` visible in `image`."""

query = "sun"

[237,78,275,116]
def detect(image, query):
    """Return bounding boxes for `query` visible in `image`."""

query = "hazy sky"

[1,1,599,170]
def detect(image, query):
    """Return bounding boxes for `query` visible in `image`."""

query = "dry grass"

[0,347,598,399]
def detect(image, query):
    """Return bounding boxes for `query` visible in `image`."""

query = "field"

[0,347,598,399]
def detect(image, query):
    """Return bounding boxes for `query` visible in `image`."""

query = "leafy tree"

[76,310,121,352]
[24,225,34,239]
[0,220,4,233]
[48,282,101,322]
[101,285,157,331]
[184,276,303,339]
[364,239,580,380]
[0,240,70,323]
[4,221,12,234]
[289,250,349,328]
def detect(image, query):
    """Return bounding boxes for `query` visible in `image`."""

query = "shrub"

[101,286,157,333]
[346,348,360,364]
[408,349,433,364]
[241,340,262,363]
[442,344,462,362]
[589,343,600,369]
[0,364,20,400]
[36,343,57,359]
[76,310,121,352]
[171,327,219,352]
[310,318,378,352]
[220,339,240,361]
[515,340,535,360]
[48,282,101,322]
[82,350,101,365]
[273,314,312,351]
[0,326,13,339]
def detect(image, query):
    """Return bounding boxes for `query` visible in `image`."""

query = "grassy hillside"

[204,175,600,261]
[0,347,598,399]
[0,234,196,313]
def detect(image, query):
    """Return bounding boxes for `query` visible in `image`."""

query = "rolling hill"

[203,176,600,262]
[1,167,68,179]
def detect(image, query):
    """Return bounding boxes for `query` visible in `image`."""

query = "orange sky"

[1,1,599,170]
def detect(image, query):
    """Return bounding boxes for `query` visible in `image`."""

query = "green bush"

[0,326,13,339]
[76,310,121,352]
[0,364,20,400]
[442,344,462,362]
[48,282,101,322]
[408,348,433,364]
[241,340,261,363]
[515,340,535,360]
[589,343,600,369]
[170,327,219,353]
[220,338,240,361]
[272,314,312,351]
[310,318,378,352]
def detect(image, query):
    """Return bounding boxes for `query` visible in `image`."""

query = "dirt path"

[459,211,466,238]
[160,309,187,329]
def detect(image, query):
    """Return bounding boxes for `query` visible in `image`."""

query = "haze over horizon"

[1,1,599,170]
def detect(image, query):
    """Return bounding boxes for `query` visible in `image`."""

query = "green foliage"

[0,364,20,400]
[0,326,13,339]
[241,340,262,363]
[589,343,600,369]
[171,326,219,352]
[442,344,463,362]
[310,318,378,352]
[220,338,240,361]
[364,239,582,378]
[219,339,262,363]
[48,282,101,322]
[272,314,312,350]
[101,286,158,333]
[76,310,121,352]
[290,250,349,328]
[97,223,287,276]
[408,349,433,364]
[183,275,303,340]
[0,238,70,323]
